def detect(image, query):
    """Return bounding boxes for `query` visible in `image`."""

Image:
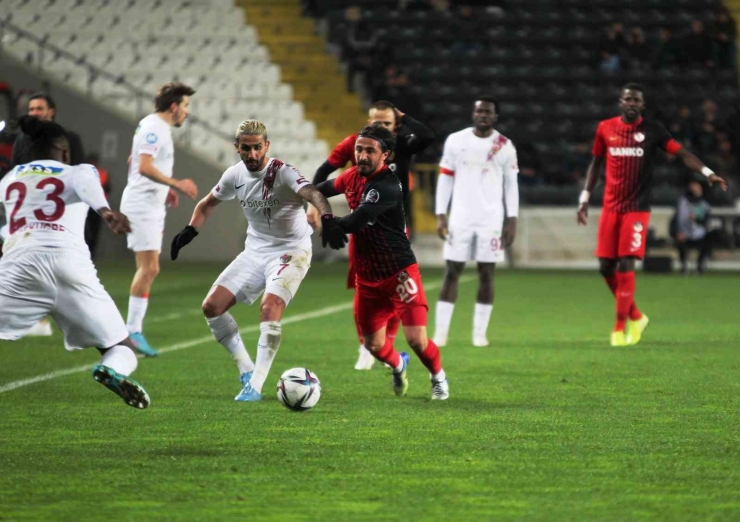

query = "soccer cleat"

[26,319,53,337]
[472,335,489,347]
[626,314,649,346]
[354,345,376,370]
[239,371,253,387]
[431,378,450,400]
[610,330,628,347]
[129,332,159,357]
[392,352,410,397]
[234,381,262,402]
[92,364,150,409]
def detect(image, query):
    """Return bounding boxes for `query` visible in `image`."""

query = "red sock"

[417,339,442,375]
[614,271,636,331]
[604,273,642,321]
[373,338,402,369]
[386,315,401,343]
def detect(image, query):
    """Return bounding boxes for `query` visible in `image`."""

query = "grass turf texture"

[1,263,739,521]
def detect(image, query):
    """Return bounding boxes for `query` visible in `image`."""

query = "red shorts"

[346,236,356,289]
[596,210,650,259]
[355,263,428,336]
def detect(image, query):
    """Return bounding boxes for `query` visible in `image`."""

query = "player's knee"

[259,301,284,322]
[364,340,384,353]
[142,263,160,280]
[406,336,425,353]
[599,261,616,278]
[202,298,225,318]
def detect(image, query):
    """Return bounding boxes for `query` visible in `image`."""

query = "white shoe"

[472,335,489,347]
[26,320,53,337]
[431,378,449,400]
[354,345,375,370]
[432,334,448,347]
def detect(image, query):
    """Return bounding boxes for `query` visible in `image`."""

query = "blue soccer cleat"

[235,381,262,402]
[392,352,410,397]
[239,371,253,387]
[129,332,159,357]
[92,364,150,409]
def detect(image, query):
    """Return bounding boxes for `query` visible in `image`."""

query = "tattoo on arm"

[298,185,333,215]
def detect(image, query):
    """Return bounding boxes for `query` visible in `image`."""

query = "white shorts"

[125,214,165,253]
[214,245,312,306]
[444,225,505,264]
[0,251,129,350]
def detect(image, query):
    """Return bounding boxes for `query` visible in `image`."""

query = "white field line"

[0,275,473,394]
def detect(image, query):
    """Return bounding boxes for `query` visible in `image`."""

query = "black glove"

[171,225,199,260]
[321,214,348,250]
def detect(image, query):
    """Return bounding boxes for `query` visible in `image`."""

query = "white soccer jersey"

[211,158,312,252]
[0,160,108,257]
[436,128,519,228]
[121,113,174,216]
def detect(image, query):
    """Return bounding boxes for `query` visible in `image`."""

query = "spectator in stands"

[10,92,85,167]
[708,134,738,190]
[712,6,737,69]
[343,14,379,93]
[653,27,678,69]
[683,20,715,68]
[669,105,696,146]
[83,153,111,260]
[374,65,422,116]
[598,23,627,74]
[671,181,712,274]
[625,27,650,71]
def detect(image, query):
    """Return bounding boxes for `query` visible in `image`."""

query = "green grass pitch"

[1,263,739,521]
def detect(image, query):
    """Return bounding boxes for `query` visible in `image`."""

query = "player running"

[0,116,151,409]
[577,83,727,346]
[120,83,199,357]
[310,101,435,370]
[169,120,346,402]
[433,98,519,348]
[316,125,449,400]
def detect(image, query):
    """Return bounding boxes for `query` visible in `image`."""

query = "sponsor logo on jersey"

[365,189,380,203]
[634,132,645,143]
[609,147,644,157]
[16,164,64,177]
[242,198,280,209]
[145,133,158,144]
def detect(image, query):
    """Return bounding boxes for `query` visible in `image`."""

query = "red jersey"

[592,116,682,213]
[327,134,359,169]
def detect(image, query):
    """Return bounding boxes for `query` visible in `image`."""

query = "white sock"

[126,296,149,334]
[473,303,493,339]
[249,321,282,393]
[206,313,254,375]
[432,369,446,383]
[101,345,138,376]
[434,301,455,340]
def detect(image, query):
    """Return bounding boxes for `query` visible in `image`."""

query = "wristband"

[578,190,591,205]
[701,166,714,177]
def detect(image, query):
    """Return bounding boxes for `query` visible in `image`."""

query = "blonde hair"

[235,120,268,141]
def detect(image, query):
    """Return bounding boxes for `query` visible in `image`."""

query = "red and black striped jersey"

[333,166,416,282]
[592,116,682,212]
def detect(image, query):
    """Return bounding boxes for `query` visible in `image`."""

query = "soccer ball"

[276,368,321,411]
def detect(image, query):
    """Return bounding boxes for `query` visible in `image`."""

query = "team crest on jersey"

[634,132,645,143]
[280,254,292,264]
[145,133,158,144]
[397,270,409,283]
[633,222,643,233]
[486,135,509,162]
[365,189,380,203]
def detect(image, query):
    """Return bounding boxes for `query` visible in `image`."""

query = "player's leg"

[236,247,312,400]
[0,264,54,341]
[472,262,495,347]
[93,337,150,409]
[615,212,650,346]
[433,260,465,346]
[353,288,375,370]
[127,250,160,356]
[395,264,448,399]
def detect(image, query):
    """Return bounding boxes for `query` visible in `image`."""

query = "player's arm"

[502,145,520,247]
[396,110,435,153]
[674,148,728,191]
[138,154,198,199]
[435,135,457,239]
[336,182,399,234]
[72,165,131,234]
[578,122,607,225]
[312,136,354,185]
